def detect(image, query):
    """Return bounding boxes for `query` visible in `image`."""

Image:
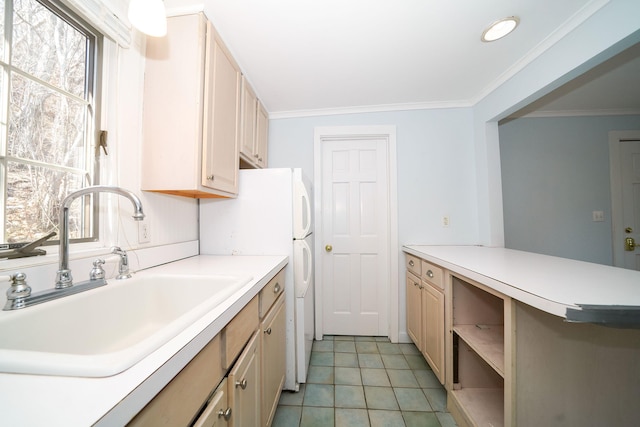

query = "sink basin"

[0,273,252,377]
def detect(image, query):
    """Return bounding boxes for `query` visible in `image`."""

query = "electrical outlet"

[592,211,605,222]
[138,222,151,243]
[442,215,450,227]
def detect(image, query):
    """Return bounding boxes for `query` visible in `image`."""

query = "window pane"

[12,0,87,98]
[8,73,87,168]
[6,161,90,242]
[0,1,5,60]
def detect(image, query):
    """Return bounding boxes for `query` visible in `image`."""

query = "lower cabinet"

[128,335,223,426]
[422,279,444,384]
[228,331,261,427]
[261,295,286,427]
[405,255,446,385]
[406,272,423,348]
[128,268,286,427]
[193,378,230,427]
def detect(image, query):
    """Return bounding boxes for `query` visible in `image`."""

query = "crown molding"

[269,100,473,119]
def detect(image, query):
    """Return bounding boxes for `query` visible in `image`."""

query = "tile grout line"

[274,336,455,427]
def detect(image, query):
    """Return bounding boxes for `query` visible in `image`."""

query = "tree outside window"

[0,0,100,247]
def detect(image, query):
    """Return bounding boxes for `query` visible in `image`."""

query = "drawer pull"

[273,283,281,293]
[409,260,414,266]
[264,327,272,335]
[413,281,420,288]
[218,407,232,421]
[235,378,247,389]
[427,270,434,278]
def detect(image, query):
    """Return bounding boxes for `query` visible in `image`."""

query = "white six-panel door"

[611,132,640,270]
[320,138,389,336]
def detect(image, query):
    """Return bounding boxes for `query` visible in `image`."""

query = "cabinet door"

[255,101,268,168]
[128,334,222,426]
[202,22,240,194]
[423,282,444,384]
[228,330,261,427]
[240,77,258,161]
[193,378,231,427]
[261,295,286,427]
[406,272,422,349]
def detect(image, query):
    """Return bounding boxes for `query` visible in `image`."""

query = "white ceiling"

[166,0,637,118]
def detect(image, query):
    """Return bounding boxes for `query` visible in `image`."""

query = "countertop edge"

[402,245,639,319]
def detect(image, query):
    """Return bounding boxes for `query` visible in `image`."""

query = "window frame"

[0,0,103,249]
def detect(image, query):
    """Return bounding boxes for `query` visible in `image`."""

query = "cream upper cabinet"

[239,78,258,165]
[255,101,268,168]
[142,13,240,198]
[239,77,268,169]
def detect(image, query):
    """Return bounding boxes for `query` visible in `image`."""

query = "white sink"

[0,273,252,377]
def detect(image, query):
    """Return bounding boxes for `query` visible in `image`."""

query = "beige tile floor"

[272,336,458,427]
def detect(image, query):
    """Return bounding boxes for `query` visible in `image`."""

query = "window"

[0,0,101,247]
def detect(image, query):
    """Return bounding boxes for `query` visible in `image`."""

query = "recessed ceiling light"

[481,16,520,42]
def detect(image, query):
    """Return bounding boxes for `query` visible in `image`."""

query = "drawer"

[405,254,422,276]
[223,296,259,369]
[129,334,223,426]
[193,378,229,427]
[259,268,285,318]
[421,260,444,290]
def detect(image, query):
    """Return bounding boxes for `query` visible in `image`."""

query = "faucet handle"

[4,273,31,310]
[90,258,106,281]
[111,246,125,256]
[111,246,132,280]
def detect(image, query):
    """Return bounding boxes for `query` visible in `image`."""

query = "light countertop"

[0,255,288,426]
[403,245,640,318]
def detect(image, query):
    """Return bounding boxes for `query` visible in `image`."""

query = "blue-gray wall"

[499,115,640,264]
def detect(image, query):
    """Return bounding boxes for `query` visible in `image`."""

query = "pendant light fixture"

[481,16,520,42]
[128,0,167,37]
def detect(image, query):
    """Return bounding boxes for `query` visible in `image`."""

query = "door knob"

[325,244,333,252]
[625,237,636,251]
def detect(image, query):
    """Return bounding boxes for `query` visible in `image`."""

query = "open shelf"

[451,388,504,427]
[452,275,506,426]
[453,324,504,376]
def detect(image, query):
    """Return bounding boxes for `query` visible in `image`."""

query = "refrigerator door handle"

[294,179,312,238]
[303,240,313,288]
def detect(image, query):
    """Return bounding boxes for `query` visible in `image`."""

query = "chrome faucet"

[3,186,145,311]
[55,185,145,289]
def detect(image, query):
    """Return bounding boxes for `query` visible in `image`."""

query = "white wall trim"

[313,125,399,342]
[270,101,472,120]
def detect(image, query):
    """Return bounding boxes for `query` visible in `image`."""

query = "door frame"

[313,125,399,342]
[609,130,640,268]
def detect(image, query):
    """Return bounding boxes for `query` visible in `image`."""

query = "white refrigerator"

[199,168,314,391]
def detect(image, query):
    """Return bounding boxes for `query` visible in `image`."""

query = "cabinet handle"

[426,270,434,278]
[254,154,259,158]
[273,283,281,293]
[409,260,414,266]
[235,378,247,389]
[218,407,232,421]
[264,327,272,335]
[206,175,215,181]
